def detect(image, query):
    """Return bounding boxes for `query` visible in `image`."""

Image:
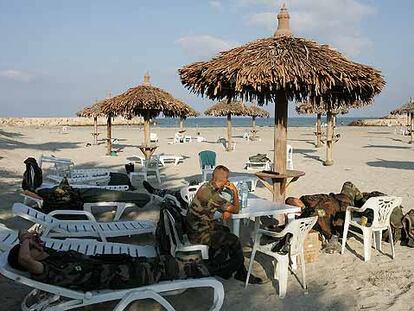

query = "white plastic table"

[230,198,301,237]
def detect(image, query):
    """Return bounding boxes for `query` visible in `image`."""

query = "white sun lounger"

[159,154,183,166]
[46,174,111,186]
[12,203,155,242]
[0,250,224,311]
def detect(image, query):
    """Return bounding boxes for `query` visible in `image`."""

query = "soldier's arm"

[18,239,44,275]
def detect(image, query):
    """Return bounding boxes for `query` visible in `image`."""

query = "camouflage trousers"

[202,224,245,279]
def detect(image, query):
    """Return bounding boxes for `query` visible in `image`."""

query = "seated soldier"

[8,231,209,291]
[187,165,262,284]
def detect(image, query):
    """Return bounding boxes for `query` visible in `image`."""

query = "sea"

[152,116,369,128]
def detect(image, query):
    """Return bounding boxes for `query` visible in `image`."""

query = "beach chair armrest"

[346,205,367,213]
[256,228,289,239]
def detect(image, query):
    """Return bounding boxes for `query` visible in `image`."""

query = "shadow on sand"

[366,159,414,170]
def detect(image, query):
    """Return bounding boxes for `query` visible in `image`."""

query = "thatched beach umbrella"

[179,4,385,202]
[174,101,199,130]
[205,100,250,151]
[101,73,183,149]
[77,100,106,146]
[296,103,348,164]
[247,105,269,140]
[391,98,414,144]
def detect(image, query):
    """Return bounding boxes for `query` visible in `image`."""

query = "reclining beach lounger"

[39,154,111,179]
[0,251,224,311]
[12,203,156,242]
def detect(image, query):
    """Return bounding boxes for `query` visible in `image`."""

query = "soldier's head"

[211,165,230,189]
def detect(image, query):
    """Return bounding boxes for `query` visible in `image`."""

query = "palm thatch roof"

[204,100,250,117]
[390,98,414,115]
[295,102,349,115]
[179,7,384,111]
[247,105,270,118]
[77,100,106,118]
[100,73,184,119]
[166,100,199,118]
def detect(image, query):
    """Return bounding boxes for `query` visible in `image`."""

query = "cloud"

[209,1,222,10]
[244,0,375,56]
[176,35,239,60]
[0,69,34,82]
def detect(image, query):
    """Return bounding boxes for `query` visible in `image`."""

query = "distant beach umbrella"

[296,103,348,164]
[391,98,414,144]
[170,101,199,130]
[101,72,184,148]
[77,99,114,151]
[204,100,250,151]
[247,105,269,140]
[179,4,385,202]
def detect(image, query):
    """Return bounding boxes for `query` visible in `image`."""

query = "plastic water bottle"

[239,181,249,209]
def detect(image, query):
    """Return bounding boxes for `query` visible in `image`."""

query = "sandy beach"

[0,124,413,310]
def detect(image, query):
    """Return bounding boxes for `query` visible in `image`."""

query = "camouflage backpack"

[402,210,414,247]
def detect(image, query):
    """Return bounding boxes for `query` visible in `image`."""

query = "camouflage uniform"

[33,249,207,291]
[186,182,245,279]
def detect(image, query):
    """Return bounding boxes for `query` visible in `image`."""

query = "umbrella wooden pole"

[324,112,334,166]
[106,115,112,156]
[315,113,322,148]
[93,116,98,145]
[179,117,184,131]
[227,113,233,151]
[252,116,256,140]
[410,112,413,144]
[143,115,150,146]
[273,91,288,203]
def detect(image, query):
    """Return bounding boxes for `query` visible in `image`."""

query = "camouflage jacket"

[33,249,180,291]
[186,182,232,245]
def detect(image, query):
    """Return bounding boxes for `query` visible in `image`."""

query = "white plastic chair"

[150,132,159,143]
[129,156,162,184]
[12,203,155,242]
[180,184,203,206]
[163,209,209,260]
[341,196,402,262]
[0,251,224,311]
[174,132,184,143]
[246,216,317,298]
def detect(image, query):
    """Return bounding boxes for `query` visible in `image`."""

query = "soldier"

[185,165,262,284]
[8,231,209,291]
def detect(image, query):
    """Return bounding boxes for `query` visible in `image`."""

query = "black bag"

[155,196,186,255]
[22,157,43,191]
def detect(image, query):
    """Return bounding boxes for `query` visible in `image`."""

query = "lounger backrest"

[364,196,403,229]
[283,216,317,256]
[0,225,18,251]
[12,203,55,227]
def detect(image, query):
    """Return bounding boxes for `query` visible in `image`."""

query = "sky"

[0,0,413,118]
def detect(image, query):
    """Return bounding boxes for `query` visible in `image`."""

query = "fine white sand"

[0,124,413,310]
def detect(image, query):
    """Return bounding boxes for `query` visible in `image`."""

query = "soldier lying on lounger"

[286,181,403,253]
[8,231,209,291]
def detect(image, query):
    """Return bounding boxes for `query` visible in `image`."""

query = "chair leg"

[300,252,307,290]
[374,231,382,252]
[341,213,350,254]
[278,256,289,298]
[245,249,257,288]
[362,228,372,262]
[388,226,395,259]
